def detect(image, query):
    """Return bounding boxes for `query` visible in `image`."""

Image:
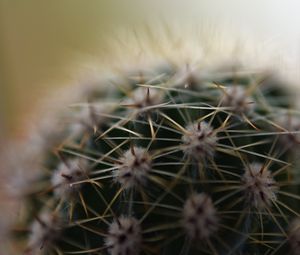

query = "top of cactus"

[5,41,300,255]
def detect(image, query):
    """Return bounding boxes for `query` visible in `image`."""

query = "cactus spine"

[9,61,300,255]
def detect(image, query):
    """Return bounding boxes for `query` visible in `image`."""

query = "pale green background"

[1,0,300,138]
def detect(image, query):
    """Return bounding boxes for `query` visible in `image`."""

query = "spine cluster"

[183,193,218,240]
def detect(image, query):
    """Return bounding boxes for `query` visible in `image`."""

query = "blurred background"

[1,0,300,140]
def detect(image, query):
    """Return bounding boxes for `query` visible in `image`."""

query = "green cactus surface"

[10,63,300,255]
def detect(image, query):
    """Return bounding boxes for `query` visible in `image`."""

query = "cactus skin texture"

[10,63,300,255]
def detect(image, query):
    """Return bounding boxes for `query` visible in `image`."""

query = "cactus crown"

[10,62,300,255]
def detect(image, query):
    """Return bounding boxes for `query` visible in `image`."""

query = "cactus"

[8,59,300,255]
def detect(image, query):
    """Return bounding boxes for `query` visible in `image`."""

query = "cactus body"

[9,62,300,255]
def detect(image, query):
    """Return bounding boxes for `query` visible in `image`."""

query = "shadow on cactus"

[11,63,300,255]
